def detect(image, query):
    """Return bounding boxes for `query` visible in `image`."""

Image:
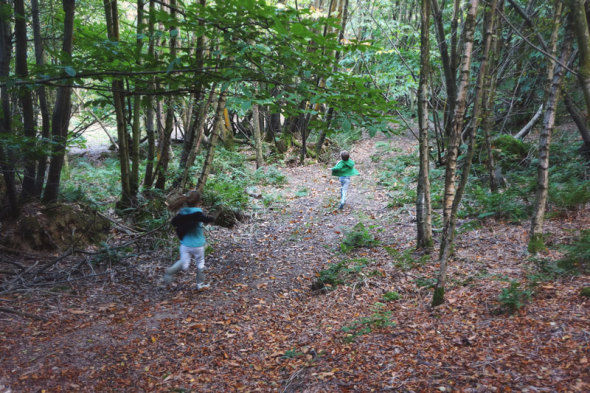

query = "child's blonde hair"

[167,191,201,212]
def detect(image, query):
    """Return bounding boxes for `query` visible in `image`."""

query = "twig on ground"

[0,306,47,321]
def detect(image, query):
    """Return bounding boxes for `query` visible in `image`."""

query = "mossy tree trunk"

[432,0,479,307]
[416,0,432,250]
[196,90,227,194]
[14,0,37,200]
[43,0,76,204]
[0,0,18,215]
[530,16,572,253]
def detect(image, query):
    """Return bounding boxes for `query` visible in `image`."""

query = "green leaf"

[64,66,76,77]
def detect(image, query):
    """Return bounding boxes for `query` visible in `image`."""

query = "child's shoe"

[196,268,210,290]
[338,203,344,209]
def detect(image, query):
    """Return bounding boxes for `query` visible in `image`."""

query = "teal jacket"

[331,159,359,177]
[172,207,210,247]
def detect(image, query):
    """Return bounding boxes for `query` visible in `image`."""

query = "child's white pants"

[170,245,205,273]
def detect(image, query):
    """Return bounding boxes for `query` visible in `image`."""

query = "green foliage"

[91,242,135,265]
[580,287,590,297]
[463,184,532,222]
[61,157,121,209]
[549,180,590,210]
[340,223,379,252]
[313,258,369,291]
[493,135,531,165]
[295,187,309,197]
[528,234,546,254]
[497,280,532,313]
[556,230,590,274]
[341,303,395,342]
[281,349,304,359]
[382,291,401,302]
[262,192,285,208]
[254,165,287,186]
[385,247,429,271]
[202,177,249,212]
[415,276,436,289]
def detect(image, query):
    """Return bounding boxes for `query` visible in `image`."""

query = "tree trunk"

[14,0,37,200]
[103,0,133,207]
[432,0,479,308]
[196,91,227,194]
[42,0,76,204]
[481,0,504,193]
[563,93,590,155]
[568,0,590,120]
[130,0,145,196]
[529,27,573,252]
[32,0,51,197]
[416,0,433,250]
[252,100,264,169]
[178,84,216,191]
[154,0,178,191]
[143,0,157,188]
[514,104,544,139]
[0,0,18,215]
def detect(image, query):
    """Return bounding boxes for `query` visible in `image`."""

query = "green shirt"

[331,159,360,177]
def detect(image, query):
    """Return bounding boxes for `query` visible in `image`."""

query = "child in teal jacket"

[331,151,359,209]
[165,191,215,289]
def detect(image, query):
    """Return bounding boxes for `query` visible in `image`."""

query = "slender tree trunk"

[514,104,544,139]
[42,0,76,203]
[569,0,590,127]
[481,0,504,193]
[179,84,216,191]
[315,0,349,157]
[32,0,51,197]
[130,0,145,196]
[103,0,133,206]
[431,0,459,141]
[14,0,37,199]
[529,26,573,252]
[196,91,227,194]
[432,0,479,307]
[252,99,264,169]
[416,0,433,250]
[143,0,156,188]
[564,93,590,154]
[154,0,178,190]
[0,0,18,215]
[454,0,498,210]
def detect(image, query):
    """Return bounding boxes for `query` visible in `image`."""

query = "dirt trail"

[1,131,589,392]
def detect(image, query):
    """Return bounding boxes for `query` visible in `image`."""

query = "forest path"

[2,130,589,392]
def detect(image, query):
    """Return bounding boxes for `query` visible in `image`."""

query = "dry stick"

[0,306,47,321]
[73,89,119,149]
[496,8,577,76]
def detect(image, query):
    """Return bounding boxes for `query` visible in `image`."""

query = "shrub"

[382,291,401,302]
[311,258,369,291]
[341,303,395,342]
[254,165,287,186]
[493,134,531,165]
[498,280,532,313]
[341,223,379,252]
[556,230,590,274]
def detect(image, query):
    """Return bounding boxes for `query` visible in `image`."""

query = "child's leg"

[165,245,191,279]
[191,246,209,289]
[340,176,351,205]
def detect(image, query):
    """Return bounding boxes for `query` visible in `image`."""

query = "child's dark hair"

[340,151,350,161]
[167,191,201,212]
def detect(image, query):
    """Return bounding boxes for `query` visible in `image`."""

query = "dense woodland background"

[0,0,589,391]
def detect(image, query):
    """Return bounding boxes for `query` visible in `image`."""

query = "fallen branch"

[0,306,47,321]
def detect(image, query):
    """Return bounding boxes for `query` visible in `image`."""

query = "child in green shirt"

[331,151,360,209]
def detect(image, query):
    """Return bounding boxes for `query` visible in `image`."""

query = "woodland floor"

[1,131,589,392]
